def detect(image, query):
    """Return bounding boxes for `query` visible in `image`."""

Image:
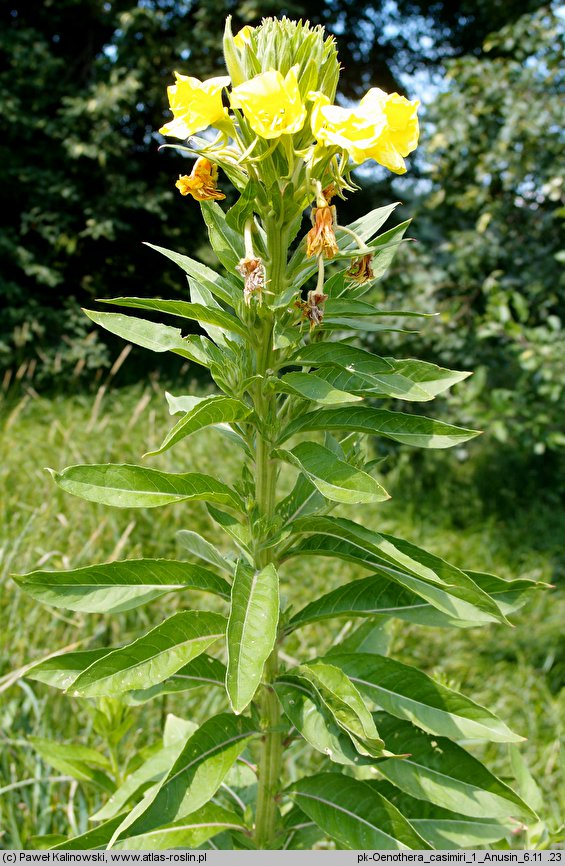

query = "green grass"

[1,381,563,849]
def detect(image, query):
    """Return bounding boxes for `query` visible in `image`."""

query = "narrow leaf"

[288,570,542,632]
[26,649,110,690]
[287,516,507,625]
[374,714,537,821]
[275,677,376,767]
[277,441,389,504]
[370,782,510,849]
[201,201,246,272]
[274,372,363,405]
[14,559,230,614]
[287,772,429,850]
[177,530,234,574]
[280,405,480,449]
[112,713,256,841]
[50,816,126,850]
[111,803,246,850]
[101,297,248,339]
[294,662,385,756]
[50,463,243,512]
[146,394,252,457]
[83,310,198,361]
[29,738,114,793]
[125,655,226,705]
[69,611,226,697]
[226,562,279,714]
[327,653,523,743]
[144,242,239,306]
[92,735,194,822]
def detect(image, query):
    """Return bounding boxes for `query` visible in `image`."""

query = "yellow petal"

[231,67,306,139]
[160,74,230,139]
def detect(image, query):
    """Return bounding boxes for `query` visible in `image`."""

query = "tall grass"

[1,380,563,848]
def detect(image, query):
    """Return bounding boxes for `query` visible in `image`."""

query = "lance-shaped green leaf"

[276,471,325,525]
[125,655,226,705]
[144,242,239,306]
[288,570,543,632]
[29,737,114,793]
[83,310,205,363]
[166,393,207,415]
[369,782,511,850]
[206,504,253,556]
[146,394,252,457]
[385,357,472,397]
[100,297,248,339]
[293,662,385,757]
[321,318,413,335]
[26,649,110,690]
[273,372,363,405]
[374,714,537,821]
[288,343,469,402]
[92,732,196,822]
[323,299,432,319]
[226,562,279,714]
[189,279,240,348]
[13,559,230,614]
[69,610,226,698]
[287,772,429,850]
[50,816,127,850]
[112,713,256,842]
[111,803,247,850]
[289,340,393,375]
[313,365,443,403]
[326,653,523,743]
[50,464,243,512]
[276,442,389,504]
[275,677,377,767]
[287,516,507,625]
[201,201,246,273]
[177,530,234,574]
[280,405,479,449]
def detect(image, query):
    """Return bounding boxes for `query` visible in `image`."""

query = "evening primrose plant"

[14,17,546,851]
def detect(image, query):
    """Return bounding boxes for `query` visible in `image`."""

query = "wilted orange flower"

[347,253,374,284]
[306,205,339,258]
[236,256,266,305]
[175,158,226,201]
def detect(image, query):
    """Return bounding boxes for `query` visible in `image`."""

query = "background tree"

[1,0,548,383]
[380,4,564,464]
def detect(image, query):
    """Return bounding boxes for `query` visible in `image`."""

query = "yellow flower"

[234,25,254,50]
[361,88,420,174]
[310,88,420,174]
[159,73,230,139]
[310,91,386,165]
[175,158,226,201]
[230,67,306,139]
[306,205,339,259]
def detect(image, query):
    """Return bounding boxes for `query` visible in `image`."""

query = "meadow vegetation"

[1,378,563,848]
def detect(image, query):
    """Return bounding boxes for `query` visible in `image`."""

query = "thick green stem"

[252,216,288,848]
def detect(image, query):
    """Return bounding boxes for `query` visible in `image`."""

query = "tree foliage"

[1,0,549,386]
[374,4,564,456]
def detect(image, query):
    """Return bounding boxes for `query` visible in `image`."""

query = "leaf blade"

[69,611,226,697]
[50,464,243,512]
[13,559,230,613]
[226,562,279,714]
